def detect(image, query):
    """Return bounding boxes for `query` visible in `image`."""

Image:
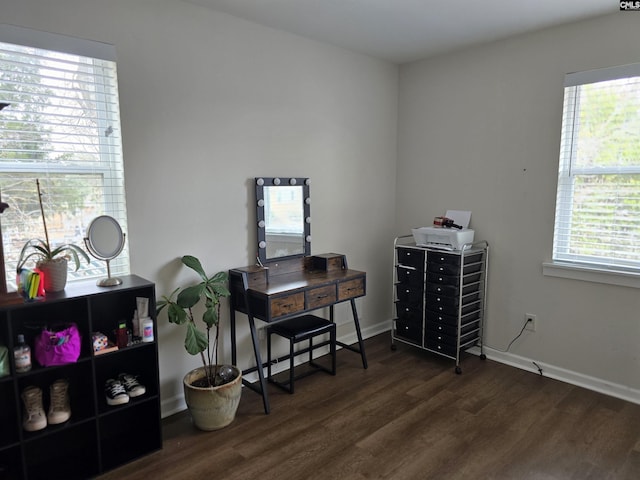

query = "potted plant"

[156,255,242,431]
[17,179,90,292]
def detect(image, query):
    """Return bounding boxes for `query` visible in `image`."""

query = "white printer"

[411,210,475,251]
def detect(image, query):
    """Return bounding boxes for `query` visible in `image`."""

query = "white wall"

[6,0,638,415]
[398,13,640,401]
[1,0,398,415]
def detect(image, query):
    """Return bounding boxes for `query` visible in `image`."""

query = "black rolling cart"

[391,235,488,373]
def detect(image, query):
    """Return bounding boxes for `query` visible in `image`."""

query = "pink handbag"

[34,323,81,367]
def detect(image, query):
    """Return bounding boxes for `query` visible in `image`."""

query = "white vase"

[37,258,68,293]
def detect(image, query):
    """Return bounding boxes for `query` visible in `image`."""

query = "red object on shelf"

[433,216,463,229]
[34,268,45,297]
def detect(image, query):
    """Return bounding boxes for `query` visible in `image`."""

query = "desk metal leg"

[247,314,270,414]
[231,308,270,413]
[350,298,368,369]
[230,308,237,366]
[333,300,368,369]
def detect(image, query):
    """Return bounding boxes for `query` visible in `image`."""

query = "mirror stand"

[84,215,126,287]
[97,258,122,287]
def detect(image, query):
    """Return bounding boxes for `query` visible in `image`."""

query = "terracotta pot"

[183,365,242,431]
[37,258,68,293]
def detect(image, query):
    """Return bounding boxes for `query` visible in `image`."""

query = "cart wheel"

[480,354,487,360]
[391,344,397,351]
[455,366,462,374]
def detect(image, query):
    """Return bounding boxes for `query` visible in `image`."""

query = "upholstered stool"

[267,314,336,394]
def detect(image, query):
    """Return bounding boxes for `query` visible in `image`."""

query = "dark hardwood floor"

[98,333,640,479]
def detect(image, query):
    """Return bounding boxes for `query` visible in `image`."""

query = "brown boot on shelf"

[21,386,47,432]
[48,379,71,425]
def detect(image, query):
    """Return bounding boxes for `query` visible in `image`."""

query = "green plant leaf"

[211,283,230,297]
[17,238,89,271]
[177,283,205,308]
[156,288,180,314]
[182,255,208,282]
[167,303,187,325]
[185,322,208,355]
[159,255,230,373]
[203,305,218,328]
[49,244,90,271]
[208,271,228,283]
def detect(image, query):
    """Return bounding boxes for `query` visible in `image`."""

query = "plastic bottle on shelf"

[14,334,31,373]
[141,317,154,343]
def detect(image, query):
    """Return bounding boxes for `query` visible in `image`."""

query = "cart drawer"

[425,319,480,337]
[427,251,483,267]
[426,310,481,327]
[426,299,482,317]
[425,331,478,356]
[427,261,482,276]
[396,266,423,285]
[396,247,425,270]
[426,292,480,309]
[396,283,424,303]
[395,319,422,345]
[426,271,482,286]
[395,302,423,323]
[424,339,457,357]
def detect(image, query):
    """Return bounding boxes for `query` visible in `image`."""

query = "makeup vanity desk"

[229,253,367,414]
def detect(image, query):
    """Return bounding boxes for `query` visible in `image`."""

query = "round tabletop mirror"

[84,215,126,286]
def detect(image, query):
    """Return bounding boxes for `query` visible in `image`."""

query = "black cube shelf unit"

[0,275,161,480]
[391,235,489,373]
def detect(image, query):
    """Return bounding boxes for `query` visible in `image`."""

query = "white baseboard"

[470,345,640,406]
[373,320,640,406]
[161,395,186,418]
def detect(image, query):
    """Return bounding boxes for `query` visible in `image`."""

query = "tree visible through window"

[0,29,129,290]
[553,64,640,272]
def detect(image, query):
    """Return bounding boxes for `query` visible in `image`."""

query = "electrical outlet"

[258,327,266,341]
[525,313,537,332]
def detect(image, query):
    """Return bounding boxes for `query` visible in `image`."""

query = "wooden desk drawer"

[338,278,365,301]
[270,293,305,318]
[305,285,337,309]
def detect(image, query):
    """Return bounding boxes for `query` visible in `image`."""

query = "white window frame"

[0,24,130,288]
[545,62,640,288]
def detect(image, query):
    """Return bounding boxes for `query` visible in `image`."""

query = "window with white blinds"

[553,63,640,273]
[0,25,129,289]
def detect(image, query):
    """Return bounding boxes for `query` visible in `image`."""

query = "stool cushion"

[269,314,334,342]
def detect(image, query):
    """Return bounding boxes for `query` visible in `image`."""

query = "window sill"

[542,262,640,289]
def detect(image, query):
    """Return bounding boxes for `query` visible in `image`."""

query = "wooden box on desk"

[310,253,345,272]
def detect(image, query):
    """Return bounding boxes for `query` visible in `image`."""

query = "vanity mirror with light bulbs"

[229,176,369,414]
[255,177,311,265]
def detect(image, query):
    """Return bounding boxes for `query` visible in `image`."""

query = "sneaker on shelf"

[48,379,71,425]
[118,373,146,398]
[21,386,47,432]
[105,378,129,406]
